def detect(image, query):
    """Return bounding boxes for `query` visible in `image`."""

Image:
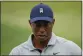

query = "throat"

[32,37,49,50]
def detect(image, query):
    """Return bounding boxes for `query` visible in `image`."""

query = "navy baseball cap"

[30,3,53,23]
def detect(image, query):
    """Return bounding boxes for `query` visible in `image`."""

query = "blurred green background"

[1,1,81,55]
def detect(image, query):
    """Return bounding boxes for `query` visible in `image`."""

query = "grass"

[1,1,82,55]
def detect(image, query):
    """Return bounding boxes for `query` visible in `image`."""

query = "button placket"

[40,46,49,55]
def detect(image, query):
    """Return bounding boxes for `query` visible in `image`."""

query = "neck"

[33,37,50,50]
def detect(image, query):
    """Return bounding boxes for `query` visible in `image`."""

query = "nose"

[39,26,45,33]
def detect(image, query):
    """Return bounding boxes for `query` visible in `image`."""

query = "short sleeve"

[9,47,20,55]
[64,41,81,55]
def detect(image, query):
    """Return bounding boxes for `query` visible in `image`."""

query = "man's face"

[29,20,55,41]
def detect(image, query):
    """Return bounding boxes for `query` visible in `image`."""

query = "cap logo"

[40,8,43,13]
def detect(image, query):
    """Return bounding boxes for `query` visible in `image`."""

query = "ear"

[29,20,31,26]
[52,19,55,24]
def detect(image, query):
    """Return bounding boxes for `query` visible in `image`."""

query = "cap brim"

[30,17,53,23]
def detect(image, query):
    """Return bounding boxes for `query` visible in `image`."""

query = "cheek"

[47,26,53,31]
[32,27,38,34]
[47,27,53,34]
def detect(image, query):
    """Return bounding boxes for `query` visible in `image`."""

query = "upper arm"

[9,47,20,55]
[64,41,81,55]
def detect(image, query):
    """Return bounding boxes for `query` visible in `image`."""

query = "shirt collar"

[27,34,36,51]
[47,32,57,46]
[26,32,57,51]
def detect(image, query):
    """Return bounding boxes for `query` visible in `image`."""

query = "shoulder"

[9,41,29,55]
[55,36,81,55]
[56,36,80,48]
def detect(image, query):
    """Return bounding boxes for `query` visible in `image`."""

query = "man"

[9,3,81,55]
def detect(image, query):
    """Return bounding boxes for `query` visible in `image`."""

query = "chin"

[39,38,48,42]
